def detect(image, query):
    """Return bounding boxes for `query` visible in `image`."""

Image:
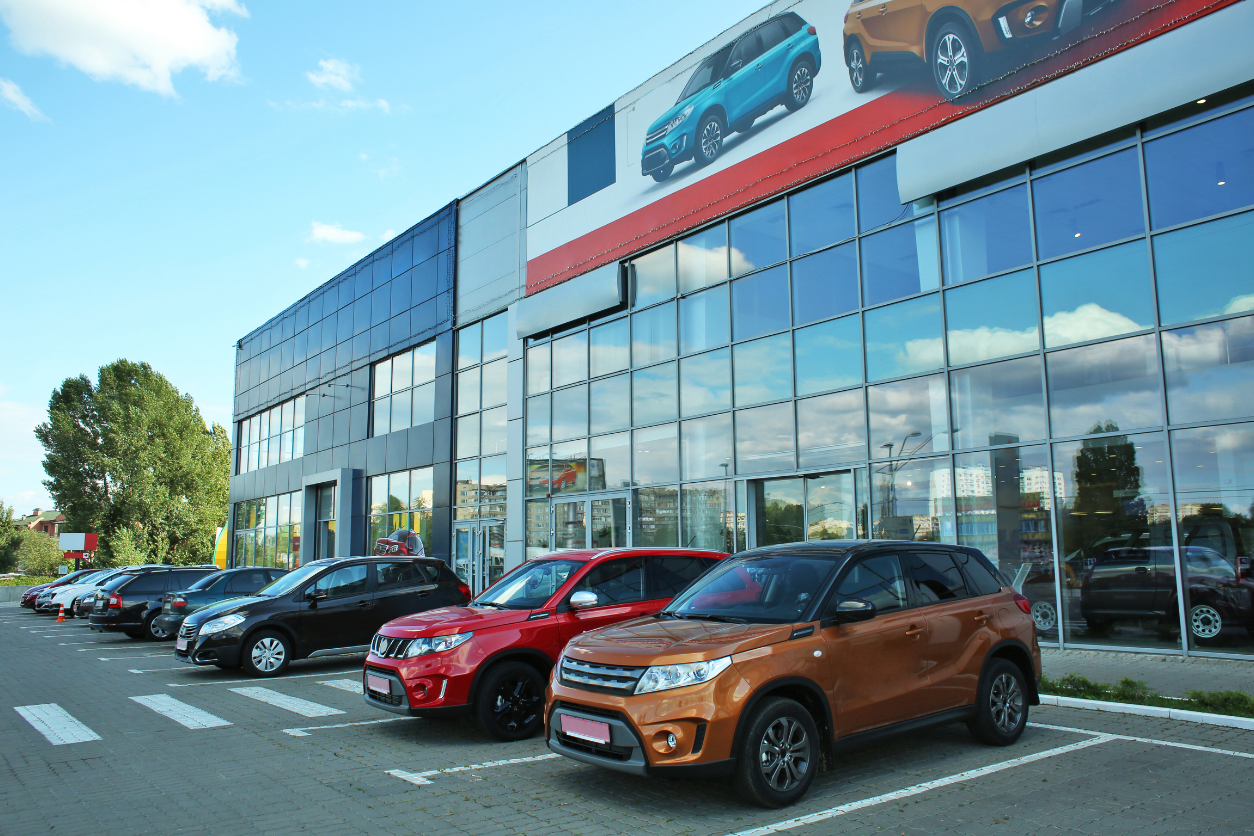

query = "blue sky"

[0,0,766,514]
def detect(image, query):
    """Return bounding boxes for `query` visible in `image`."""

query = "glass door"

[551,493,632,551]
[453,520,507,596]
[750,469,867,548]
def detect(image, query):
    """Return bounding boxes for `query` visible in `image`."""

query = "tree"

[0,502,20,573]
[15,529,66,577]
[35,360,231,566]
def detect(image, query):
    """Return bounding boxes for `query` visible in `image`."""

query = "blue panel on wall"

[568,105,616,206]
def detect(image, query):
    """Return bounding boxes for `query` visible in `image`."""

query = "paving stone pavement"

[1042,646,1254,697]
[1,605,1252,835]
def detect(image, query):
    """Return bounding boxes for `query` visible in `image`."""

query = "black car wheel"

[967,658,1028,746]
[242,630,291,677]
[651,162,674,182]
[693,112,725,168]
[931,21,981,100]
[734,697,818,808]
[1188,604,1224,645]
[145,613,172,641]
[785,60,815,111]
[846,39,874,93]
[475,661,545,741]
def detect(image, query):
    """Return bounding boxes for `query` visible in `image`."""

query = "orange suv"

[545,541,1040,807]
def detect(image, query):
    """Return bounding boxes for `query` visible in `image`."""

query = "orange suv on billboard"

[842,0,1120,99]
[545,541,1041,807]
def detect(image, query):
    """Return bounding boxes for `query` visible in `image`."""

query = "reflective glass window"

[1145,107,1254,229]
[457,366,480,414]
[864,294,944,382]
[1153,211,1254,326]
[458,321,481,369]
[550,439,588,494]
[789,172,855,255]
[797,389,867,468]
[590,373,631,434]
[526,343,550,395]
[526,446,548,497]
[950,356,1046,449]
[632,244,676,309]
[373,396,390,436]
[482,312,508,363]
[413,342,437,385]
[794,315,862,397]
[632,301,677,366]
[481,358,507,408]
[756,477,803,545]
[391,351,412,392]
[590,431,632,491]
[868,374,949,459]
[390,388,411,433]
[733,334,792,407]
[677,224,729,294]
[681,482,733,552]
[1162,314,1254,425]
[731,264,789,341]
[729,200,786,276]
[590,317,630,377]
[857,154,908,232]
[551,384,589,441]
[552,332,588,388]
[481,454,508,512]
[480,405,507,455]
[1040,242,1154,348]
[945,270,1039,366]
[1047,334,1162,438]
[791,242,858,326]
[940,184,1032,284]
[633,362,677,427]
[633,423,679,485]
[681,413,733,480]
[456,414,479,459]
[412,381,435,425]
[634,487,679,547]
[679,284,730,355]
[861,216,939,307]
[525,394,550,446]
[1033,148,1145,260]
[526,499,550,557]
[455,458,480,506]
[870,456,954,542]
[734,402,794,474]
[680,348,731,418]
[805,472,856,541]
[373,357,391,398]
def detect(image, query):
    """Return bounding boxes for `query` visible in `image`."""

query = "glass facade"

[235,397,305,474]
[233,491,302,569]
[368,467,435,556]
[454,312,509,520]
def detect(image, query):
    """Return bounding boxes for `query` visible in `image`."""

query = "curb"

[1040,694,1254,731]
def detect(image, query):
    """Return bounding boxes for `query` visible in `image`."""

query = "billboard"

[524,0,1240,296]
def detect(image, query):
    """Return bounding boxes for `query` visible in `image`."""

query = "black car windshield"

[665,554,839,623]
[188,571,226,591]
[254,563,329,597]
[473,560,581,609]
[677,45,731,103]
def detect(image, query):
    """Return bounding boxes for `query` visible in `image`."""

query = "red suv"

[362,547,727,740]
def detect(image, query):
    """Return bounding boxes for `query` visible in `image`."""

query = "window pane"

[590,373,630,434]
[633,362,677,427]
[388,471,409,512]
[411,467,433,510]
[733,334,792,407]
[526,446,549,497]
[729,200,786,275]
[590,431,631,491]
[680,348,731,418]
[679,284,729,355]
[526,499,550,558]
[1040,242,1153,348]
[951,356,1046,449]
[871,456,955,542]
[390,387,411,432]
[757,477,803,545]
[807,472,856,540]
[633,423,679,485]
[412,381,435,425]
[455,458,480,506]
[391,351,412,392]
[373,358,392,398]
[479,358,507,408]
[1163,315,1254,424]
[457,366,480,414]
[1145,107,1254,229]
[458,321,481,369]
[373,397,390,436]
[789,171,854,255]
[857,154,908,232]
[456,413,479,459]
[526,394,549,445]
[550,439,588,494]
[868,374,950,458]
[861,217,939,307]
[1054,433,1177,649]
[551,384,589,441]
[940,184,1032,284]
[677,224,729,294]
[795,315,862,397]
[832,553,905,610]
[590,317,630,377]
[864,293,944,382]
[552,331,588,388]
[634,487,679,547]
[731,264,789,341]
[945,270,1039,365]
[681,481,733,552]
[798,389,867,468]
[735,402,794,474]
[1047,334,1162,438]
[632,301,677,366]
[480,405,508,455]
[632,244,676,308]
[1154,211,1254,326]
[681,413,732,480]
[413,342,437,385]
[527,343,551,395]
[791,242,858,326]
[482,311,509,363]
[1171,423,1254,654]
[1033,148,1145,260]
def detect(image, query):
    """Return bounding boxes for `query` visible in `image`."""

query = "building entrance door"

[750,469,867,548]
[550,493,632,551]
[453,519,506,596]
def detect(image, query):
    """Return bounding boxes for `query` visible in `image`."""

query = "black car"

[174,556,469,677]
[152,567,288,639]
[88,565,220,640]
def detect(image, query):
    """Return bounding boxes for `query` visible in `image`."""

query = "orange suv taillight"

[1013,593,1031,614]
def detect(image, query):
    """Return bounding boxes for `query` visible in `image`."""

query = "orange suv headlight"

[634,657,732,695]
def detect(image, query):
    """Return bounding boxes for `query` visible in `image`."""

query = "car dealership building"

[228,0,1254,659]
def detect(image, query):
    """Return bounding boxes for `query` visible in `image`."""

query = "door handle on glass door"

[905,625,924,638]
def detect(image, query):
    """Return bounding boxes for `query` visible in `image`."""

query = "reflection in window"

[871,456,954,542]
[735,402,795,474]
[237,398,306,475]
[1145,107,1254,230]
[480,406,508,455]
[525,394,550,446]
[679,284,730,355]
[1047,334,1162,438]
[456,414,479,459]
[590,373,631,434]
[864,294,944,382]
[733,334,792,407]
[791,242,858,326]
[480,454,507,514]
[757,478,804,545]
[635,487,679,547]
[633,362,677,426]
[457,366,480,414]
[482,312,508,363]
[677,225,729,293]
[797,389,866,468]
[681,413,732,480]
[526,447,549,497]
[680,348,732,417]
[857,154,907,233]
[633,423,679,485]
[729,200,786,275]
[526,499,549,558]
[794,315,862,396]
[731,264,790,341]
[552,331,588,388]
[950,356,1047,449]
[590,317,630,377]
[945,270,1039,366]
[551,384,589,441]
[789,171,855,255]
[1162,315,1254,424]
[632,301,677,366]
[805,472,856,540]
[940,184,1032,285]
[589,432,631,491]
[681,481,733,552]
[1153,211,1254,326]
[455,459,480,508]
[861,217,940,307]
[550,439,587,494]
[1033,148,1145,260]
[481,359,507,408]
[1040,242,1154,348]
[369,342,435,440]
[526,343,550,395]
[458,320,481,369]
[631,244,676,308]
[868,374,949,458]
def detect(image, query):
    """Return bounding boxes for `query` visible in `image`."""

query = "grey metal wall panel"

[456,165,525,326]
[896,2,1254,203]
[514,261,622,339]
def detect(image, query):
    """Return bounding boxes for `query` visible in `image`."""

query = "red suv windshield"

[473,560,581,609]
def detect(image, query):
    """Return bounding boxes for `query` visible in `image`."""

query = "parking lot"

[2,605,1253,836]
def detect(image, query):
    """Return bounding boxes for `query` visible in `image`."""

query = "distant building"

[13,509,64,538]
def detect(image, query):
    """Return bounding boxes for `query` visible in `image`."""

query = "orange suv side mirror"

[829,598,876,625]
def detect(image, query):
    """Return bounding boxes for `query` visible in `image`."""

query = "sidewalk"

[1042,647,1254,697]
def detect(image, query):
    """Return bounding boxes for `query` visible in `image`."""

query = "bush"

[1185,689,1254,719]
[0,576,57,586]
[1042,673,1254,719]
[15,530,69,576]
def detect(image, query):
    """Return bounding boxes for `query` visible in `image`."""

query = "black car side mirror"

[306,589,327,603]
[833,598,876,624]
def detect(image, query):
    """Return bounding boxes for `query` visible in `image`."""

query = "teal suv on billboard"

[641,12,821,183]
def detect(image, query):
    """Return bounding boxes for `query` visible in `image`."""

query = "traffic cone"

[56,605,66,623]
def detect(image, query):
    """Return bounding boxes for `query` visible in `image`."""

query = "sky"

[0,0,767,515]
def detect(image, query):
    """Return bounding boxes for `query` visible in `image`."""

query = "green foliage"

[0,576,57,586]
[35,359,231,566]
[1041,673,1254,719]
[0,501,20,573]
[15,530,69,576]
[1185,689,1254,718]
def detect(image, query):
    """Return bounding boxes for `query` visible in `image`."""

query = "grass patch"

[1041,673,1254,719]
[0,576,56,586]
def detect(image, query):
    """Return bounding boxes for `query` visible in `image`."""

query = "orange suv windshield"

[663,554,839,623]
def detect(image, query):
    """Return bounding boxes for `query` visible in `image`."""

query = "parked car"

[88,565,220,640]
[373,528,425,557]
[841,0,1121,100]
[19,569,100,609]
[36,567,146,615]
[641,12,820,182]
[175,556,470,677]
[151,567,288,638]
[546,541,1040,808]
[363,547,727,740]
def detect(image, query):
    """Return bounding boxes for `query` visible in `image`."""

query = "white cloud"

[0,77,46,120]
[0,0,247,96]
[1223,294,1254,315]
[305,57,357,91]
[379,229,395,241]
[269,96,390,114]
[1043,303,1142,347]
[307,221,364,244]
[946,325,1039,366]
[294,257,309,268]
[339,97,388,113]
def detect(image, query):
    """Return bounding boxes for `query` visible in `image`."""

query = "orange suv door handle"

[905,626,924,638]
[974,612,993,623]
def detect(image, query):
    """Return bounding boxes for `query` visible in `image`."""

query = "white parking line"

[319,679,362,693]
[284,717,411,736]
[166,669,362,688]
[127,667,188,673]
[99,653,170,661]
[13,704,102,746]
[229,687,346,717]
[387,753,563,786]
[1028,721,1254,759]
[129,695,233,729]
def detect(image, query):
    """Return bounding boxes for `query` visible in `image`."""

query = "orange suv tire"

[967,658,1028,745]
[733,697,820,808]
